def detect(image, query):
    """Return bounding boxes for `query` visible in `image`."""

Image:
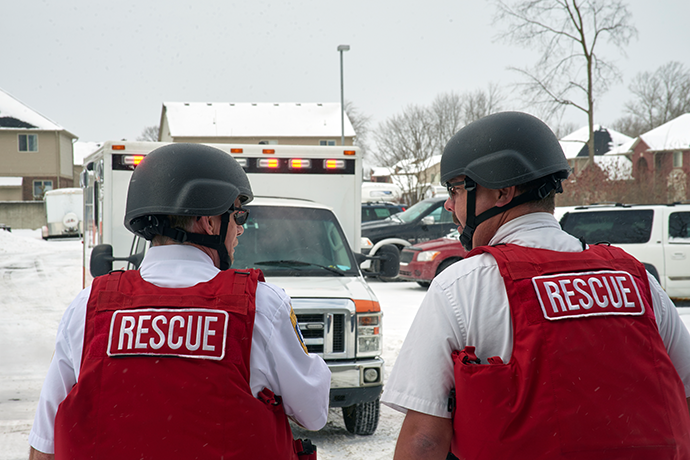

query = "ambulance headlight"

[356,313,382,357]
[363,368,380,383]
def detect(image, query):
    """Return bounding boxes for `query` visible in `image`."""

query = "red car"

[398,230,468,287]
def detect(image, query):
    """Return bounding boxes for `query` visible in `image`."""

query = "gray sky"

[2,0,688,143]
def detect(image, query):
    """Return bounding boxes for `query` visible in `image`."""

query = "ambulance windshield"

[233,205,359,277]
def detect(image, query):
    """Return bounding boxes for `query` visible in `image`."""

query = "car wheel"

[436,258,462,277]
[378,246,402,282]
[643,263,660,283]
[342,399,380,436]
[416,281,431,288]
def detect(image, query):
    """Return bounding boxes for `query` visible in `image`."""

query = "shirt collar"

[139,244,220,288]
[489,212,583,252]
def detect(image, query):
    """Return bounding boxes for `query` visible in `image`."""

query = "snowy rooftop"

[0,177,23,187]
[640,113,690,151]
[594,155,633,181]
[0,88,68,132]
[559,125,632,159]
[163,102,355,138]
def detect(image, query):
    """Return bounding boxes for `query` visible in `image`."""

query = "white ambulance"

[80,141,398,435]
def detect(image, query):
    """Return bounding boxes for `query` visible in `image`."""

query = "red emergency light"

[324,159,345,170]
[289,159,312,169]
[258,158,280,168]
[123,155,145,166]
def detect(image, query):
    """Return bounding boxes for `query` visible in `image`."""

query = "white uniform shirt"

[29,245,331,454]
[382,212,690,418]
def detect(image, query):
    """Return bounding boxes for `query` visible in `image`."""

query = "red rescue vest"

[451,244,690,460]
[55,269,300,459]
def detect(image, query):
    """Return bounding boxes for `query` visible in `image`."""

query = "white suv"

[559,203,690,301]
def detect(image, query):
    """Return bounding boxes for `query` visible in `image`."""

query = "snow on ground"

[2,229,689,460]
[0,229,427,460]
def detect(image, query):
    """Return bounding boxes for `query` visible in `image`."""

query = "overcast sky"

[2,0,688,144]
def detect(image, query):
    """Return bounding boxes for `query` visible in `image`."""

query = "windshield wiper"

[254,260,346,276]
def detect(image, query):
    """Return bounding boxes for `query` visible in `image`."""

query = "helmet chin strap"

[154,211,233,270]
[460,176,564,251]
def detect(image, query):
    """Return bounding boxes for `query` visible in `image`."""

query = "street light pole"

[337,44,350,146]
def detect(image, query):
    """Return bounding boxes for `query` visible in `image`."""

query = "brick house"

[625,114,690,203]
[559,125,633,177]
[0,88,77,201]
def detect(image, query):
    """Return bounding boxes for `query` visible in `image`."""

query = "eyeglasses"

[232,208,249,225]
[446,180,468,197]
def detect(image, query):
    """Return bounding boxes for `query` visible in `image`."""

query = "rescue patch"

[107,308,228,360]
[532,270,645,321]
[290,305,309,355]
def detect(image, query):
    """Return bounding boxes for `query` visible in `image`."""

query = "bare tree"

[614,61,690,136]
[429,86,505,152]
[373,104,439,204]
[137,125,160,142]
[464,82,504,124]
[553,121,579,139]
[373,87,506,203]
[345,100,372,159]
[610,114,648,138]
[494,0,637,163]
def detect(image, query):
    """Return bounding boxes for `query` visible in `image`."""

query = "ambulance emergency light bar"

[111,150,355,174]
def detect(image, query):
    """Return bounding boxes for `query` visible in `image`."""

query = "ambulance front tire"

[342,398,380,436]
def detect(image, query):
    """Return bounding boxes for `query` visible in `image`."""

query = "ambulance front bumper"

[327,358,384,407]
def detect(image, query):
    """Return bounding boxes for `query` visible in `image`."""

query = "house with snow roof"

[615,113,690,202]
[158,102,355,146]
[0,88,78,201]
[559,125,633,180]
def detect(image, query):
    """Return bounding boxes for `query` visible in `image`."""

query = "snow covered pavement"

[0,229,427,459]
[2,228,689,460]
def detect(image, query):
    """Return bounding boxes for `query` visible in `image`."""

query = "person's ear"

[495,186,517,207]
[196,216,215,235]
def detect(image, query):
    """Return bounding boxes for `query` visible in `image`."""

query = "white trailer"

[80,141,398,435]
[41,188,83,239]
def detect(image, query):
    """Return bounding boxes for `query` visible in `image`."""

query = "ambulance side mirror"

[90,244,145,278]
[90,244,114,277]
[357,243,400,278]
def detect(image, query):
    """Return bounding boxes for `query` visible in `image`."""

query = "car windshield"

[561,209,654,244]
[233,205,359,277]
[391,200,440,224]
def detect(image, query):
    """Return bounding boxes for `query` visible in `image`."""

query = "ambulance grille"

[296,313,346,355]
[332,314,345,353]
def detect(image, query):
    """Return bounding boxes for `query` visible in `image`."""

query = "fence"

[0,201,46,230]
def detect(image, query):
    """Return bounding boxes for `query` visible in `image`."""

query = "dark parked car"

[361,201,407,223]
[398,230,467,287]
[361,197,456,258]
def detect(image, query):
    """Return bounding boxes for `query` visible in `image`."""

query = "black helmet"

[440,112,570,251]
[440,111,570,188]
[124,143,253,270]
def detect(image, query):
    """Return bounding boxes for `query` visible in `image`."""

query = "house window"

[319,140,336,146]
[18,134,39,152]
[33,180,53,198]
[673,151,683,168]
